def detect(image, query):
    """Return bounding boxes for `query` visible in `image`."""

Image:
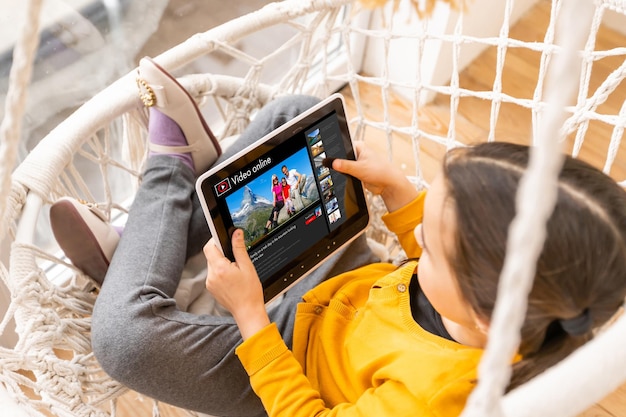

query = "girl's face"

[415,173,487,345]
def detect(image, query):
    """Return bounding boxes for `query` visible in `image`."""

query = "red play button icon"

[214,178,231,196]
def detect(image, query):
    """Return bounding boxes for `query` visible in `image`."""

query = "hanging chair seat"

[2,0,626,416]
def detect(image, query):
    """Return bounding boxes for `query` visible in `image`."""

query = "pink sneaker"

[50,197,121,286]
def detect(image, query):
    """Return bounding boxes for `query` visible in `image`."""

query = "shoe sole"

[50,200,109,286]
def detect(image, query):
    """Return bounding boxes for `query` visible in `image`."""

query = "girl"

[281,177,295,215]
[53,58,626,417]
[264,174,285,233]
[205,138,626,416]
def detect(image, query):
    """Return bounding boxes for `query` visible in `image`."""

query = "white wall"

[361,0,540,103]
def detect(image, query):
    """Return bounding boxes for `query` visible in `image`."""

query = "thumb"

[330,157,356,176]
[231,229,252,267]
[329,142,366,176]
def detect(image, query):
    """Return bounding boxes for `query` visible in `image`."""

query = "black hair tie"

[559,308,592,336]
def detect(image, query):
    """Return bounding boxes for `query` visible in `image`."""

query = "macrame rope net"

[1,0,625,416]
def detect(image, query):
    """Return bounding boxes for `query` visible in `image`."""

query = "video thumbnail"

[224,147,321,249]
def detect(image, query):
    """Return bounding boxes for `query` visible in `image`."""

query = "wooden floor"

[115,0,626,415]
[345,0,626,187]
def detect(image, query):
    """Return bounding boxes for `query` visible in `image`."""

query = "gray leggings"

[91,95,377,416]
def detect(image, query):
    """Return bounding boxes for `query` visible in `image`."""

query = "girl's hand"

[329,142,419,212]
[204,230,270,339]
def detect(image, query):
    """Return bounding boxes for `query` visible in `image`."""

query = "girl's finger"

[331,156,360,177]
[231,229,250,267]
[204,239,230,270]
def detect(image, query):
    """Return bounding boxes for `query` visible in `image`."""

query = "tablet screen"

[196,94,369,302]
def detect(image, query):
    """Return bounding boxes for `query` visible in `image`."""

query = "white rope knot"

[2,1,626,416]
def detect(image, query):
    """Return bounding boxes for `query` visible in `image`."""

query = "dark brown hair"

[442,142,626,391]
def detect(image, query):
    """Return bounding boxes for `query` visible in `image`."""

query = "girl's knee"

[91,317,129,380]
[261,94,321,122]
[91,307,152,382]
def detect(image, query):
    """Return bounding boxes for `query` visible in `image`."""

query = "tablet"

[196,93,370,303]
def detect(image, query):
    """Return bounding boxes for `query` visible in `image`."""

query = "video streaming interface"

[211,111,354,284]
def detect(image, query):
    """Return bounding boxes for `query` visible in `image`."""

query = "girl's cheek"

[414,224,423,248]
[416,256,428,287]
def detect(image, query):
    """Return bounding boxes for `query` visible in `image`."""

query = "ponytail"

[508,321,590,391]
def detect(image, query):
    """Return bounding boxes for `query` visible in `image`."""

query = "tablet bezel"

[195,94,369,303]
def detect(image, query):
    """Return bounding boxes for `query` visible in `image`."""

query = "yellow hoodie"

[236,192,483,417]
